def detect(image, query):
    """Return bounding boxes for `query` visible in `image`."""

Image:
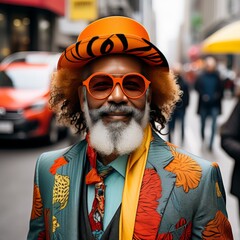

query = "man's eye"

[124,81,142,90]
[91,81,112,91]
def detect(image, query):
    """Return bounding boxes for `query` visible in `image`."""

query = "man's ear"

[78,86,84,112]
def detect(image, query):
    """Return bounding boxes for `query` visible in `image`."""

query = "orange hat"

[57,16,169,70]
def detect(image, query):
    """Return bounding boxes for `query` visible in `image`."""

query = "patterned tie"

[85,134,114,239]
[88,166,113,239]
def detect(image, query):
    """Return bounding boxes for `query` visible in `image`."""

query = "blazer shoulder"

[166,143,219,173]
[177,146,216,165]
[36,140,87,169]
[173,146,224,184]
[38,146,71,165]
[151,133,214,172]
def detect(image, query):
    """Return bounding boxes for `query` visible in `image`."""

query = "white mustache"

[89,104,144,123]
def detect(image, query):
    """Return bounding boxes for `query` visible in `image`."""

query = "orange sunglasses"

[82,72,151,100]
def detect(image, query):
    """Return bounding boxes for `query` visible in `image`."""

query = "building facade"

[0,0,157,62]
[0,0,65,60]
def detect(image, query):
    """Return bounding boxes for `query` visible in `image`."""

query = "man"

[27,16,233,240]
[195,57,224,151]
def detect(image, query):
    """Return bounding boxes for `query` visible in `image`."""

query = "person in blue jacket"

[195,57,224,151]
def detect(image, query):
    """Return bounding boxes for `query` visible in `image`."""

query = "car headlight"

[27,99,47,111]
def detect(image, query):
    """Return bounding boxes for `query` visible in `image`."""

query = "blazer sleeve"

[192,163,233,239]
[27,154,47,240]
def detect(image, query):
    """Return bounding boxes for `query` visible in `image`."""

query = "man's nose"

[107,84,128,103]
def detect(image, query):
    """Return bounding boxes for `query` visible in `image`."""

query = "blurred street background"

[0,0,240,239]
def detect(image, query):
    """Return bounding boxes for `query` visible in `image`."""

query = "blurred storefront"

[0,0,156,63]
[0,0,65,60]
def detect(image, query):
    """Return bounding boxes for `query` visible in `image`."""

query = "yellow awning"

[202,20,240,54]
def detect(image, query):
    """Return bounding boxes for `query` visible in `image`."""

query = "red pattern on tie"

[85,134,113,238]
[88,181,106,231]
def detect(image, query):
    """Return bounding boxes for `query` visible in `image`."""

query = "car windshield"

[0,63,53,90]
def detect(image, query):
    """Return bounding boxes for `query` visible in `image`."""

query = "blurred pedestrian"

[27,16,233,239]
[220,83,240,221]
[168,63,190,144]
[195,56,224,151]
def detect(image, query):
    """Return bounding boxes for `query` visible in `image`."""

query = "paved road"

[0,90,239,240]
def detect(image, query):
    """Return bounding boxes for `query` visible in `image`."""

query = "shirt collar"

[97,154,128,178]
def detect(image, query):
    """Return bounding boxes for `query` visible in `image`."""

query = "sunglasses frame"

[82,72,151,100]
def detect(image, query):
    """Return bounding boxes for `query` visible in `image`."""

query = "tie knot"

[98,165,114,178]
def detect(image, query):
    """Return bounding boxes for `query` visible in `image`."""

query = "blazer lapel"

[148,132,176,217]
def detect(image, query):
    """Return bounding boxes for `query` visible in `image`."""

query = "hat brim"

[57,33,169,70]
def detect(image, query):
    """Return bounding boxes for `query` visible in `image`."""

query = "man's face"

[79,55,151,157]
[81,55,147,123]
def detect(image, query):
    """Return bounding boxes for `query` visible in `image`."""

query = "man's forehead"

[86,54,144,75]
[90,54,143,66]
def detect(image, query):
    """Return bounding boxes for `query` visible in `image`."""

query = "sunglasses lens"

[89,74,113,99]
[123,74,146,98]
[86,73,148,99]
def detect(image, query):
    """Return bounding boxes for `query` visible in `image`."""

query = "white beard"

[83,100,150,156]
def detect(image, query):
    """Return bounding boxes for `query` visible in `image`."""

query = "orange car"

[0,52,66,144]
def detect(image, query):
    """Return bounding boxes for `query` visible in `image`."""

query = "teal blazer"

[27,131,233,239]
